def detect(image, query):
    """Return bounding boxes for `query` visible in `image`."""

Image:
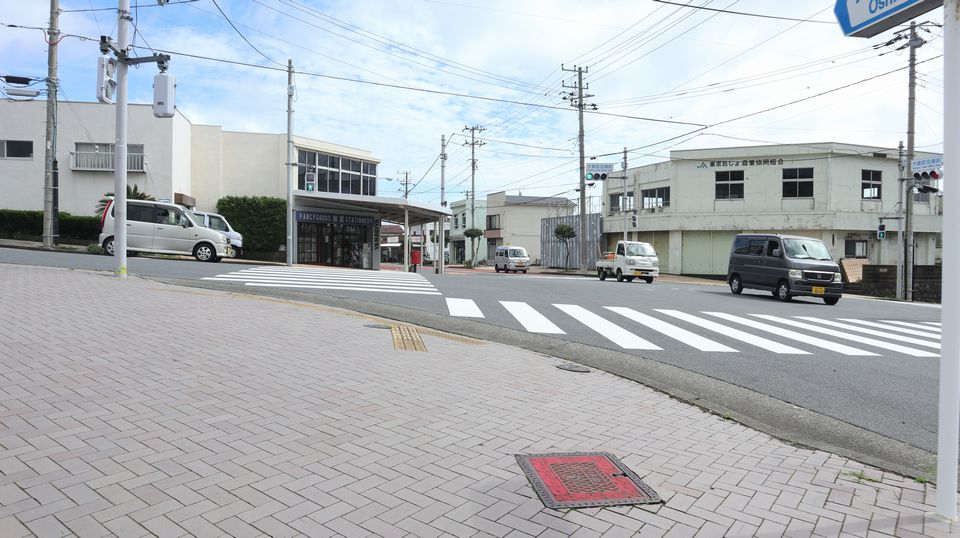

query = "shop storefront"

[296,211,377,269]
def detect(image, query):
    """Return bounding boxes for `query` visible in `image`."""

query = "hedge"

[0,209,101,242]
[216,196,285,252]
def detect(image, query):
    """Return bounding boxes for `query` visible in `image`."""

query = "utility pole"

[43,0,59,249]
[398,170,412,270]
[463,125,484,266]
[896,141,905,300]
[904,22,923,301]
[622,147,628,244]
[439,134,447,275]
[286,59,294,266]
[562,65,595,272]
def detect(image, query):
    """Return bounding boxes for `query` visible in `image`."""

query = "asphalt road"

[1,247,945,478]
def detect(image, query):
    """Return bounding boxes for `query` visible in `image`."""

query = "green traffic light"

[586,173,594,180]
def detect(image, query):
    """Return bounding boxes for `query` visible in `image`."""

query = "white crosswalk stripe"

[446,298,484,317]
[501,301,565,334]
[655,309,809,354]
[605,307,736,352]
[838,318,942,340]
[881,319,942,333]
[797,317,940,349]
[922,321,942,327]
[554,304,661,350]
[203,266,441,295]
[703,312,879,356]
[748,314,937,358]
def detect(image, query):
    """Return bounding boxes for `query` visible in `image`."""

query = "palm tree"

[95,185,155,217]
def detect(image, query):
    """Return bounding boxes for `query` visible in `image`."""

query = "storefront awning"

[294,191,450,226]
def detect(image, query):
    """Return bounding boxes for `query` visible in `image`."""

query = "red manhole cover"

[516,452,661,509]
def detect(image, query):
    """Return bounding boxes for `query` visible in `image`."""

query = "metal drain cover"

[364,323,392,329]
[556,363,590,373]
[516,452,660,509]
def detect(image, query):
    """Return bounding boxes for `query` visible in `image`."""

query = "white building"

[0,99,447,269]
[602,142,942,275]
[449,197,487,264]
[483,192,577,264]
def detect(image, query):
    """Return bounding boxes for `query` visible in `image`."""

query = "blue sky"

[1,1,946,206]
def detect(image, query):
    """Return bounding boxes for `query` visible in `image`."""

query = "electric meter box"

[153,72,175,118]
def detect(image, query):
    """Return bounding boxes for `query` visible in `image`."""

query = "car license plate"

[812,286,825,295]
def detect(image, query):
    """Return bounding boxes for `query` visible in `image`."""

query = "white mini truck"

[595,240,659,283]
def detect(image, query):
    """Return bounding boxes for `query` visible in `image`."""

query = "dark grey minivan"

[727,234,843,305]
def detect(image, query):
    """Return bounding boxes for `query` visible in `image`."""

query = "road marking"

[838,318,942,339]
[203,266,441,295]
[605,307,736,352]
[748,314,936,358]
[703,312,878,356]
[802,318,940,348]
[245,282,442,295]
[655,310,809,354]
[501,301,565,334]
[446,298,484,318]
[880,319,942,333]
[554,304,661,350]
[921,321,942,327]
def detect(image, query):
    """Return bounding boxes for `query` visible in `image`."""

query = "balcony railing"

[72,151,145,172]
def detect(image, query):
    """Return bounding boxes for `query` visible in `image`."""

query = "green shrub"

[216,196,286,252]
[0,210,100,242]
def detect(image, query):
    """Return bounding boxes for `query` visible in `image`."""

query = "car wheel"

[729,274,743,294]
[194,243,216,262]
[615,269,624,282]
[598,269,607,281]
[776,280,792,302]
[625,276,635,282]
[212,256,222,263]
[644,277,654,284]
[522,270,527,274]
[494,264,500,273]
[824,296,840,305]
[102,237,115,256]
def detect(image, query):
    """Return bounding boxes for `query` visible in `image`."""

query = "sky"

[0,0,947,207]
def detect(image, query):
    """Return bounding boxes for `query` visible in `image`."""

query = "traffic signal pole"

[622,147,628,243]
[936,0,959,520]
[904,22,921,301]
[112,0,130,278]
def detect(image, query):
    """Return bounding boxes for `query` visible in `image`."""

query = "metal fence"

[540,213,602,270]
[72,151,145,172]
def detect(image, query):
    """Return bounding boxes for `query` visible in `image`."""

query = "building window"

[1,140,34,158]
[715,171,744,199]
[72,143,144,171]
[486,214,501,230]
[845,239,867,258]
[641,187,670,209]
[296,149,376,195]
[782,167,814,198]
[861,170,881,199]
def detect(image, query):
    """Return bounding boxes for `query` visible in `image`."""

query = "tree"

[464,227,484,267]
[554,223,577,270]
[94,185,155,217]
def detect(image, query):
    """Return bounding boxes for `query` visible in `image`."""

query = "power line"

[650,0,837,23]
[211,0,282,66]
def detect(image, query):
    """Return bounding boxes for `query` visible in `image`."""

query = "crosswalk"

[444,298,941,358]
[203,266,440,295]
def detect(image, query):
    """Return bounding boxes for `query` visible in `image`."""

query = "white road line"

[239,267,428,279]
[835,318,941,341]
[880,319,942,333]
[244,283,442,295]
[605,307,737,352]
[703,312,878,356]
[501,302,565,334]
[554,304,661,350]
[655,310,809,354]
[231,270,435,284]
[748,314,937,358]
[204,274,437,287]
[446,298,484,318]
[202,276,436,291]
[922,321,942,327]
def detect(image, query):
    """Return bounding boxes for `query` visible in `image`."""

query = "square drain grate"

[516,452,660,509]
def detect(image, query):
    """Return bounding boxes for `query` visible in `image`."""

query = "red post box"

[411,250,422,265]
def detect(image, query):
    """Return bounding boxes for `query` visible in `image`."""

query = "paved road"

[0,247,944,476]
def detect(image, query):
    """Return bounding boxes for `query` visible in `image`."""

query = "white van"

[99,199,233,262]
[494,245,529,273]
[191,210,243,257]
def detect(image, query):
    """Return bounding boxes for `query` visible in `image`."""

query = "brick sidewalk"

[0,264,956,537]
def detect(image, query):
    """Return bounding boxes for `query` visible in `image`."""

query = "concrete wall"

[189,125,223,212]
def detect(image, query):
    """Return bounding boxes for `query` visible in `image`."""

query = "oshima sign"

[834,0,943,37]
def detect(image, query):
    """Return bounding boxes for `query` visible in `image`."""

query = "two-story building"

[1,99,447,269]
[483,192,578,264]
[602,142,942,275]
[449,197,487,264]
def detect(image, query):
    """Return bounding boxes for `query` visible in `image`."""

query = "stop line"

[444,297,939,358]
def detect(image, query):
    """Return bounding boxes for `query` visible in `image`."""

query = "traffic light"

[96,55,117,104]
[914,170,942,181]
[585,172,608,181]
[877,223,886,240]
[631,213,638,227]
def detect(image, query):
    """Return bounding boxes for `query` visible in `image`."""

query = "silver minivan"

[494,245,529,273]
[727,233,843,305]
[191,210,243,258]
[99,199,233,262]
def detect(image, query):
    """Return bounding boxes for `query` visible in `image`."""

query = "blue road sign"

[834,0,942,37]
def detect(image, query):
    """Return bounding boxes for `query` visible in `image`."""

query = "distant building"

[483,192,577,264]
[0,99,446,269]
[601,142,942,275]
[449,197,487,264]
